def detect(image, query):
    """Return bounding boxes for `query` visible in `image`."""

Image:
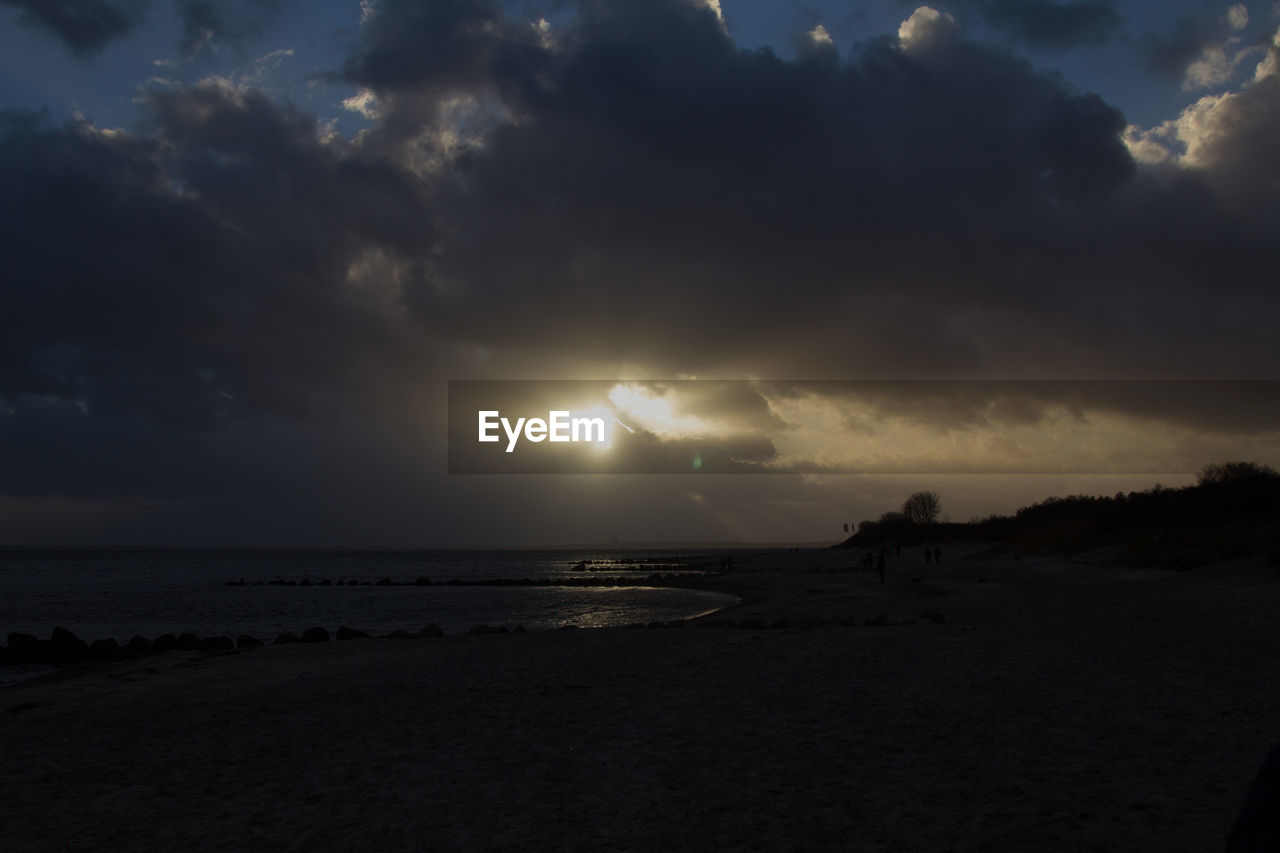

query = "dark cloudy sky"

[1,0,1278,547]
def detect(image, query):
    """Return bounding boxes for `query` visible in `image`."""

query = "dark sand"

[3,546,1278,851]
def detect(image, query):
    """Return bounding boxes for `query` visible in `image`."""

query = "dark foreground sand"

[3,547,1279,851]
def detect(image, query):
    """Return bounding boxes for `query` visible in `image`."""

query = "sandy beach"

[3,546,1279,851]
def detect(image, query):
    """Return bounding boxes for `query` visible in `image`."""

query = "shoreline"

[0,547,804,657]
[4,547,1278,850]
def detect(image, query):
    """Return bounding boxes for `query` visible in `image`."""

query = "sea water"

[0,548,741,642]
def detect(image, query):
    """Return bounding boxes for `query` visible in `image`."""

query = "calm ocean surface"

[0,549,743,642]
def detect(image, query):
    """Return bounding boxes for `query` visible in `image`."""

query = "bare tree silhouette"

[902,490,942,525]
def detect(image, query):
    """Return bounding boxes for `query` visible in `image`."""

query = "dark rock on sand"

[336,626,369,641]
[201,636,235,651]
[417,625,444,638]
[7,632,40,661]
[413,576,431,586]
[376,577,393,586]
[301,627,330,643]
[153,634,178,652]
[89,638,121,660]
[176,633,202,651]
[125,636,154,655]
[274,632,300,645]
[236,635,264,650]
[51,627,89,661]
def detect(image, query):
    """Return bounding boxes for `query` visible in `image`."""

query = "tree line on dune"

[838,462,1280,567]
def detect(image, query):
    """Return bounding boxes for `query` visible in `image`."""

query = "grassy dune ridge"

[839,462,1280,567]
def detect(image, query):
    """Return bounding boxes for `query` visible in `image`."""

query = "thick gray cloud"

[351,0,1140,377]
[0,0,286,59]
[2,0,1279,542]
[0,86,433,428]
[1182,75,1280,206]
[0,0,147,57]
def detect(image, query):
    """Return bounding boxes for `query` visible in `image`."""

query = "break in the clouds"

[1124,21,1280,203]
[1,0,1279,544]
[176,0,288,58]
[905,0,1123,49]
[1142,3,1252,83]
[1140,2,1262,92]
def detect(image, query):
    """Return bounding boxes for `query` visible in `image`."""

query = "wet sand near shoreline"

[3,546,1278,851]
